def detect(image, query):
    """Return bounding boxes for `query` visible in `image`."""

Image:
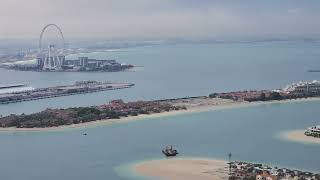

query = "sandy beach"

[134,158,228,180]
[281,130,320,145]
[0,97,320,132]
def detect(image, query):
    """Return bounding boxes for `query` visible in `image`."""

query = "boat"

[162,145,178,157]
[304,125,320,138]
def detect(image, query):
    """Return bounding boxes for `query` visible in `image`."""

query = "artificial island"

[0,24,134,72]
[133,158,320,180]
[1,83,320,179]
[1,80,320,135]
[1,52,134,72]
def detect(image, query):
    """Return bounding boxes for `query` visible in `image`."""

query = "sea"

[0,41,319,180]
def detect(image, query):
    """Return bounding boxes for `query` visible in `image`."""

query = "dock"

[0,81,134,104]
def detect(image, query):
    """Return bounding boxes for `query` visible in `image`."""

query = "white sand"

[134,158,228,180]
[282,130,320,144]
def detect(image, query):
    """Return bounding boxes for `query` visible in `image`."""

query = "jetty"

[0,81,134,104]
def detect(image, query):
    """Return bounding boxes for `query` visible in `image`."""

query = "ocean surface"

[0,41,319,179]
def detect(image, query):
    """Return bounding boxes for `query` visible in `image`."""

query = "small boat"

[82,133,88,136]
[162,145,178,157]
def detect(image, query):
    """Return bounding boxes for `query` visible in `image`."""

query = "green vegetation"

[0,100,186,128]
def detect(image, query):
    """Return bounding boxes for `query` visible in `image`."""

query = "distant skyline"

[1,0,320,39]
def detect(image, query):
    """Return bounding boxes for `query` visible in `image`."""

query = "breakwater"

[0,84,26,89]
[0,81,134,104]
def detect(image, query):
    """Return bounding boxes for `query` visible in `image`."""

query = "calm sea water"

[0,41,319,180]
[1,41,320,116]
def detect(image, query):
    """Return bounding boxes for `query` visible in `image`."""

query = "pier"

[0,81,134,104]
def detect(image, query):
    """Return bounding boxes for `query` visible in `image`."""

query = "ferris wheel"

[38,24,66,70]
[39,24,65,55]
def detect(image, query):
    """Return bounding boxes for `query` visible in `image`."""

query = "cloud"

[0,0,320,39]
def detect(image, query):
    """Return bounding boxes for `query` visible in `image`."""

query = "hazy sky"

[1,0,320,39]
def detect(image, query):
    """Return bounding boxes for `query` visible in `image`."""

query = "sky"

[1,0,320,40]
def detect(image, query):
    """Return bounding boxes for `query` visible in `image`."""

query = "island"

[1,80,320,130]
[0,56,134,72]
[0,99,186,128]
[133,158,320,180]
[0,24,135,72]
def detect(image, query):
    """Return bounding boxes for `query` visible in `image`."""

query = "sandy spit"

[134,158,229,180]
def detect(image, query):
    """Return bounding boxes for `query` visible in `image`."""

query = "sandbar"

[134,158,228,180]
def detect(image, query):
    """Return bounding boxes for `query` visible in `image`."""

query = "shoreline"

[1,97,320,133]
[133,158,228,180]
[131,157,320,180]
[281,129,320,145]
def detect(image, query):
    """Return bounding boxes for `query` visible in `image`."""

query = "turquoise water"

[0,41,320,179]
[0,101,319,180]
[1,41,320,116]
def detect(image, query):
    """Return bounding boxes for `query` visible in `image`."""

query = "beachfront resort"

[210,80,320,102]
[228,161,320,180]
